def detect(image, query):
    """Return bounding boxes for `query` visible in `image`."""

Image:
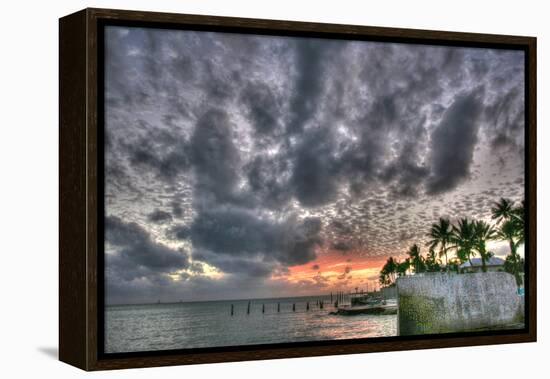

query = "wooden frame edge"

[58,7,537,371]
[59,9,88,371]
[526,37,537,343]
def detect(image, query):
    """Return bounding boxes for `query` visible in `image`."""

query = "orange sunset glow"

[285,254,386,292]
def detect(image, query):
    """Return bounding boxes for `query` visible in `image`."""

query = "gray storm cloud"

[104,26,525,304]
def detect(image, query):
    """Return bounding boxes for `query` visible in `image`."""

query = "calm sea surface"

[105,295,397,353]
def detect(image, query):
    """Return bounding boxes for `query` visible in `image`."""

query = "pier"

[228,288,387,316]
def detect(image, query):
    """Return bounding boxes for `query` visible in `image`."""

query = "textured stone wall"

[397,272,524,336]
[381,286,397,299]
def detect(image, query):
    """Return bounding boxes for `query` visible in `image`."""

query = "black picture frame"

[59,8,537,371]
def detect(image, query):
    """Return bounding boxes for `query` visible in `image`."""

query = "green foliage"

[451,218,477,265]
[511,200,525,245]
[379,197,525,286]
[379,256,398,286]
[491,198,514,224]
[504,254,524,286]
[494,200,524,287]
[396,259,410,277]
[425,248,441,272]
[408,244,426,274]
[426,218,453,270]
[446,258,460,273]
[472,220,497,272]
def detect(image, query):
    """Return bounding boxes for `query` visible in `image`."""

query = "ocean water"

[105,295,397,353]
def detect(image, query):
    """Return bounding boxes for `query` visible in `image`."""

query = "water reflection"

[105,296,397,353]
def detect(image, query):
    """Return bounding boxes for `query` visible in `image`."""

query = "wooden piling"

[231,304,234,316]
[306,302,310,311]
[262,304,265,313]
[320,300,324,309]
[247,301,251,315]
[277,302,280,312]
[292,303,296,312]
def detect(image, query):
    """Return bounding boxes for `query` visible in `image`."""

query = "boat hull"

[332,304,397,316]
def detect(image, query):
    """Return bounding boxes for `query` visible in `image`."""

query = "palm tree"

[451,218,477,269]
[379,271,391,287]
[447,257,461,273]
[497,219,523,285]
[498,220,520,258]
[513,199,525,218]
[407,244,425,274]
[387,257,398,282]
[504,254,524,285]
[425,248,441,272]
[380,257,398,286]
[512,200,525,245]
[492,198,525,285]
[491,198,514,224]
[396,259,410,277]
[473,220,497,272]
[427,218,453,271]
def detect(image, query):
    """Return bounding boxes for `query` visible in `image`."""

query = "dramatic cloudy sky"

[104,26,525,304]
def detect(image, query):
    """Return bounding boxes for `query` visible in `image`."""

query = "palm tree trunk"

[509,240,522,287]
[510,240,519,269]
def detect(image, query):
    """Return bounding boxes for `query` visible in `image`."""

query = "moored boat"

[331,299,397,316]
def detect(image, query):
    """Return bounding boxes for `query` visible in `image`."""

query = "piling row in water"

[230,298,334,316]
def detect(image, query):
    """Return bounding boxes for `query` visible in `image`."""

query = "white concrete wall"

[397,272,524,335]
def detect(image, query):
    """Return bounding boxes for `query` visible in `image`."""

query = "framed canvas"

[59,8,537,371]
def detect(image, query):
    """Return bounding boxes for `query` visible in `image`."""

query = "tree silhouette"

[427,218,453,271]
[473,220,497,272]
[451,218,477,267]
[407,244,426,274]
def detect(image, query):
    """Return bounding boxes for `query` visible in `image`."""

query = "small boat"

[331,299,397,316]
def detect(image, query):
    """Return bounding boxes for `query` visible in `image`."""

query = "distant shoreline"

[106,293,343,307]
